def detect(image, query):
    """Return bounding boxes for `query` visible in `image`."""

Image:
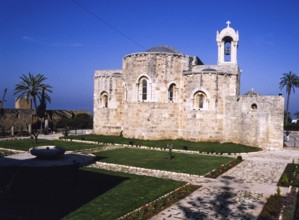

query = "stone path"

[284,131,299,148]
[150,150,299,220]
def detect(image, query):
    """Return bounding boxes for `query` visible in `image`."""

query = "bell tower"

[216,21,239,65]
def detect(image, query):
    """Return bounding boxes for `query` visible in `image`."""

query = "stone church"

[93,22,284,149]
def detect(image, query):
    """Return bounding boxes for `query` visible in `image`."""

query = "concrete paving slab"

[150,150,299,220]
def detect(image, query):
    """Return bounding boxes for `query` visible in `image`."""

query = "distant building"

[93,22,284,149]
[15,97,32,110]
[0,96,90,132]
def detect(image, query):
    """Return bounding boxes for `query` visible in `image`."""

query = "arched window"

[223,36,233,62]
[193,91,207,110]
[100,92,108,108]
[137,76,149,101]
[142,79,147,101]
[168,83,176,102]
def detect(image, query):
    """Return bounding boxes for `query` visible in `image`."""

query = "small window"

[251,103,257,110]
[193,91,207,110]
[137,76,149,101]
[100,92,108,108]
[168,83,176,102]
[142,79,147,101]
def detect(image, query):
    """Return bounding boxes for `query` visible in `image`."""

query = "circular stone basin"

[29,146,65,159]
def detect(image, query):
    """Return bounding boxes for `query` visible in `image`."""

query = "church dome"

[244,90,259,97]
[146,46,181,54]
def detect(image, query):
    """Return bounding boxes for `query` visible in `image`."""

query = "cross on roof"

[226,20,231,27]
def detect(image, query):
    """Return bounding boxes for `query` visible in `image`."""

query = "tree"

[279,71,299,124]
[14,73,52,124]
[14,73,52,112]
[56,113,93,134]
[37,89,47,130]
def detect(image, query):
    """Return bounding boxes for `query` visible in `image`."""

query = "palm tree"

[14,73,52,121]
[279,71,299,124]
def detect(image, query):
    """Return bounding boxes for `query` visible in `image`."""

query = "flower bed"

[277,163,299,187]
[117,183,200,220]
[258,194,283,220]
[258,187,298,220]
[204,156,243,178]
[282,187,297,220]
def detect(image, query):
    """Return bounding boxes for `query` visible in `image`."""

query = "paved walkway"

[150,150,299,220]
[284,131,299,148]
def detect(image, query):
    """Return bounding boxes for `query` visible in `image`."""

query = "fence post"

[11,126,14,137]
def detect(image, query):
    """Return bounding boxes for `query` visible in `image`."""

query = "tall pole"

[0,88,7,110]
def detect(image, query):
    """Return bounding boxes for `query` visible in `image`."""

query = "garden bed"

[258,187,298,220]
[277,163,299,187]
[204,156,243,178]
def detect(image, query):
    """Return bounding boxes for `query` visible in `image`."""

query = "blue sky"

[1,0,299,116]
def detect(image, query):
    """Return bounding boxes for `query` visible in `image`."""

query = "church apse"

[93,22,284,149]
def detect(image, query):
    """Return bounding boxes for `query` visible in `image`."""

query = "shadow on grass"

[0,166,128,220]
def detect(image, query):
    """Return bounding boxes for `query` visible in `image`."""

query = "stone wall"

[93,51,284,149]
[123,102,180,139]
[224,95,284,149]
[122,53,191,103]
[0,109,33,131]
[93,70,123,135]
[0,109,92,133]
[15,98,32,109]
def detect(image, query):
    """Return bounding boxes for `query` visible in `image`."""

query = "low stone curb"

[0,136,31,142]
[0,147,25,154]
[89,161,206,185]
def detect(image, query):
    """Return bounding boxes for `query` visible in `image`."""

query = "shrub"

[281,174,289,185]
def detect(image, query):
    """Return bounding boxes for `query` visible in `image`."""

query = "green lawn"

[0,166,184,220]
[94,148,232,176]
[64,134,260,153]
[64,168,184,220]
[0,139,102,151]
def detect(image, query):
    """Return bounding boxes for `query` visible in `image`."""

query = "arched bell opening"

[223,36,233,62]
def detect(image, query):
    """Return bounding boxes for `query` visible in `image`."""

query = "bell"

[225,46,231,55]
